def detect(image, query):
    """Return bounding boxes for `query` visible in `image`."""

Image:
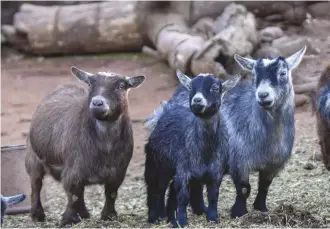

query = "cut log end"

[295,94,309,107]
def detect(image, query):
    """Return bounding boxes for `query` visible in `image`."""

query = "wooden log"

[294,81,318,94]
[295,94,309,107]
[8,1,143,55]
[136,2,258,77]
[6,1,310,56]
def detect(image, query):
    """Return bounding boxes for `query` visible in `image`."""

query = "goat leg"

[230,167,250,218]
[61,184,84,226]
[26,151,46,222]
[253,170,277,212]
[189,180,206,216]
[74,186,90,219]
[166,181,177,222]
[101,183,119,221]
[206,181,221,223]
[172,178,189,228]
[320,134,330,171]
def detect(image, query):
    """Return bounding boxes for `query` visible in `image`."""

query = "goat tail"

[1,194,26,207]
[144,101,168,136]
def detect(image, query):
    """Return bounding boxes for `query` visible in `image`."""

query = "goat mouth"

[258,100,274,109]
[191,104,206,114]
[90,107,110,119]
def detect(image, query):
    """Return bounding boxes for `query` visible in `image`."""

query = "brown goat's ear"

[126,75,146,88]
[71,66,93,85]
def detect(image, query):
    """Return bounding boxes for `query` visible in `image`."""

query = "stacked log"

[3,1,144,54]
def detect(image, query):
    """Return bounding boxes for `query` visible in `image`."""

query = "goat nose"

[258,91,269,99]
[193,97,202,103]
[92,99,104,107]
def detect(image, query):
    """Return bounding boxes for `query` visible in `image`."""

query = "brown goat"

[314,64,330,170]
[25,67,145,226]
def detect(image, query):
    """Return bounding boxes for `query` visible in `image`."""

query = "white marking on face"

[262,58,276,67]
[98,72,118,77]
[191,92,207,112]
[256,80,276,103]
[197,73,210,77]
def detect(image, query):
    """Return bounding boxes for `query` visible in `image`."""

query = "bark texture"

[3,1,143,54]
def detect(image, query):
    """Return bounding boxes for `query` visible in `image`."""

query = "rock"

[303,162,316,170]
[272,36,318,57]
[191,17,215,40]
[212,3,259,57]
[259,26,284,42]
[254,45,281,58]
[308,2,330,19]
[309,153,323,162]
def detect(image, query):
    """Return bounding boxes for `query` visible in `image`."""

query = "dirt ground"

[1,19,330,228]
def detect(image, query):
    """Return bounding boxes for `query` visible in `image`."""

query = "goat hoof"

[171,219,187,228]
[206,212,219,223]
[148,211,160,224]
[78,209,90,219]
[254,204,268,212]
[101,211,117,221]
[60,214,81,227]
[192,205,207,216]
[171,220,179,228]
[230,206,248,218]
[31,209,46,222]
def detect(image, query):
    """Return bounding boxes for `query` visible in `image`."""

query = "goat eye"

[118,83,125,90]
[280,71,287,77]
[211,85,220,92]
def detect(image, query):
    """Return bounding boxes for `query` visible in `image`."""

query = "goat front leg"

[189,180,206,215]
[101,183,120,221]
[61,185,84,226]
[230,165,250,218]
[75,186,90,219]
[253,169,278,212]
[172,177,190,228]
[205,171,223,223]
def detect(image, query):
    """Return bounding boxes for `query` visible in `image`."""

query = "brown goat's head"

[71,66,145,121]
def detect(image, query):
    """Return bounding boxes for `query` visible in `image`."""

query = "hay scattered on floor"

[241,204,327,228]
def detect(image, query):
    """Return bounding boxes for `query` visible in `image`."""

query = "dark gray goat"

[144,70,240,227]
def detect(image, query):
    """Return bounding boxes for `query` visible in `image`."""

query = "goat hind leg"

[230,167,250,218]
[25,151,46,222]
[166,181,177,222]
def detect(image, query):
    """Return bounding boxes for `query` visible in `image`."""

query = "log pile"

[2,1,144,54]
[2,0,329,106]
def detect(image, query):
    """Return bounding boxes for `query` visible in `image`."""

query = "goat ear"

[176,69,192,90]
[285,46,306,70]
[71,66,93,85]
[234,54,255,72]
[221,74,241,99]
[126,75,146,88]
